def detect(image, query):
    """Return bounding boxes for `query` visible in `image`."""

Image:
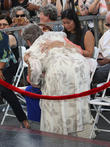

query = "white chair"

[90,47,100,82]
[89,70,110,138]
[1,46,28,125]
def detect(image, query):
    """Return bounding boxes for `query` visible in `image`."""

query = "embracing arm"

[83,30,95,57]
[24,52,43,87]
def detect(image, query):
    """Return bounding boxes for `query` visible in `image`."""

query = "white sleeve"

[28,57,42,85]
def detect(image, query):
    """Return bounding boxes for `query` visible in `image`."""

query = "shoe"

[21,120,31,129]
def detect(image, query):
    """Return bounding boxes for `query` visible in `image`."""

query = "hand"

[24,53,30,64]
[12,17,30,26]
[0,70,5,80]
[97,57,110,66]
[27,3,40,11]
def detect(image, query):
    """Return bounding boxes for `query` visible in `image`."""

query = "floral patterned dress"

[25,32,95,138]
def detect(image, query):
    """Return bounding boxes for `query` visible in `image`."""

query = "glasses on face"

[0,23,9,27]
[105,23,110,27]
[16,14,25,18]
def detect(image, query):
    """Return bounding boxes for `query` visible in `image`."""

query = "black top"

[11,0,36,17]
[66,27,88,50]
[12,0,28,8]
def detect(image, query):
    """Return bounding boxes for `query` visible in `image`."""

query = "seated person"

[92,11,110,85]
[10,6,30,48]
[61,8,95,58]
[56,0,80,16]
[0,14,19,61]
[78,0,107,36]
[39,4,63,31]
[10,6,30,27]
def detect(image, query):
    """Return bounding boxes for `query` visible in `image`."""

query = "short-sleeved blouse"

[0,31,17,67]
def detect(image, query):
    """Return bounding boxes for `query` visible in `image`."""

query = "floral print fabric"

[25,32,94,136]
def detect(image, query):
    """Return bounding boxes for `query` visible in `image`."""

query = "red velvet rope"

[0,79,110,100]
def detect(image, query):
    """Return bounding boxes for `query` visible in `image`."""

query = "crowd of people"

[0,0,110,139]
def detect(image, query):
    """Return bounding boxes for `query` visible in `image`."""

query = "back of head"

[40,4,58,21]
[22,23,43,44]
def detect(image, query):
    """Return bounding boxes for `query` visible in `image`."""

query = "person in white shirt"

[92,11,110,85]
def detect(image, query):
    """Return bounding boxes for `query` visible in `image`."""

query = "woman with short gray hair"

[10,6,30,20]
[22,23,43,45]
[40,4,63,31]
[40,4,58,21]
[10,6,31,48]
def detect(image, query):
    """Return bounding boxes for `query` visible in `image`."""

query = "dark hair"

[61,8,82,45]
[0,14,12,25]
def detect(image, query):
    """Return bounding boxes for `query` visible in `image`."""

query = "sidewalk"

[0,103,110,142]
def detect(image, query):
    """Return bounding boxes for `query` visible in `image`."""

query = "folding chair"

[1,46,28,125]
[90,47,100,82]
[89,70,110,138]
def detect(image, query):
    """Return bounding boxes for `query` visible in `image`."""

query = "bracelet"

[106,2,110,4]
[0,68,3,70]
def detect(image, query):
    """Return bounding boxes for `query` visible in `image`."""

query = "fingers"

[24,53,30,63]
[0,71,5,80]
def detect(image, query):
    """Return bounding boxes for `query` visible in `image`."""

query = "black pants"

[92,64,110,85]
[0,62,27,122]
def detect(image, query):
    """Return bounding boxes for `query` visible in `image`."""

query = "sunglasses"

[0,23,8,27]
[16,14,25,18]
[105,23,110,27]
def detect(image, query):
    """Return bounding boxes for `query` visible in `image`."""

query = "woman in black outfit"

[61,8,95,57]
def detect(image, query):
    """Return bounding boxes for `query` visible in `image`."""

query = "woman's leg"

[1,63,30,128]
[0,85,30,128]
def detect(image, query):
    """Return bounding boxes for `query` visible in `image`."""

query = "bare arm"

[89,0,100,14]
[27,3,40,11]
[83,30,95,57]
[9,34,17,48]
[64,0,70,10]
[56,0,63,16]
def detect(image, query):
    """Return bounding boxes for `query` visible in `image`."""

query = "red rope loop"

[0,79,110,100]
